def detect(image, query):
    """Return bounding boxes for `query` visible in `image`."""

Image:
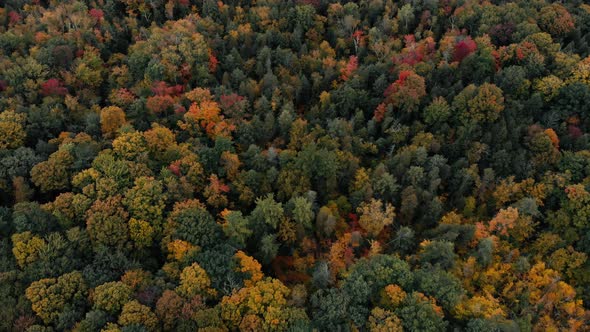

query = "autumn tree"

[357,198,395,237]
[25,271,87,325]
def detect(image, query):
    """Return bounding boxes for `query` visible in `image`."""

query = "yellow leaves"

[25,271,87,324]
[176,263,217,299]
[11,231,46,267]
[367,307,403,332]
[128,218,154,248]
[220,151,241,180]
[534,75,564,101]
[357,198,395,237]
[351,168,371,193]
[492,177,547,209]
[100,106,126,138]
[93,281,133,313]
[453,293,506,320]
[220,278,291,330]
[112,131,147,160]
[278,218,297,244]
[118,300,159,331]
[235,251,263,287]
[143,123,176,155]
[166,239,198,261]
[319,91,331,110]
[547,246,587,280]
[0,110,26,149]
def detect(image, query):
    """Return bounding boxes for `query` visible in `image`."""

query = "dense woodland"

[2,0,590,330]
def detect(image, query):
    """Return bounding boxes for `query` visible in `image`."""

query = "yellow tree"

[176,263,217,300]
[100,106,126,138]
[357,198,396,237]
[0,110,26,149]
[118,300,158,331]
[25,271,87,324]
[93,281,133,314]
[11,231,46,268]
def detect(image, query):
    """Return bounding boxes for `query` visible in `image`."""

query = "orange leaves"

[373,103,387,122]
[204,174,229,208]
[167,239,197,261]
[488,207,518,236]
[235,251,263,287]
[544,128,559,149]
[180,96,235,139]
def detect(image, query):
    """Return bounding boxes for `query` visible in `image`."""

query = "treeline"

[1,0,590,331]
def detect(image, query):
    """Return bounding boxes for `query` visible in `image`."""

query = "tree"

[123,176,166,233]
[30,149,74,193]
[383,70,426,113]
[367,307,403,332]
[176,263,217,300]
[342,255,414,326]
[86,196,129,248]
[357,198,395,237]
[164,200,222,249]
[46,192,92,229]
[310,288,351,331]
[112,131,148,161]
[453,83,505,124]
[418,240,457,269]
[11,231,46,268]
[538,4,575,37]
[25,271,87,325]
[0,110,26,150]
[100,106,126,138]
[155,290,185,330]
[396,292,447,332]
[93,281,133,314]
[220,210,252,249]
[118,300,158,331]
[220,278,308,331]
[290,196,314,231]
[251,194,284,230]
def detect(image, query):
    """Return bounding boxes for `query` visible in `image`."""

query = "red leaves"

[209,174,230,193]
[8,11,22,26]
[220,93,244,110]
[168,161,181,176]
[384,70,413,97]
[453,37,477,62]
[208,52,219,73]
[41,79,68,96]
[0,80,7,92]
[147,81,183,114]
[340,55,358,81]
[151,81,183,96]
[89,8,104,22]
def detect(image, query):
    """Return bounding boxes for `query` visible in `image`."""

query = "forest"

[1,0,590,331]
